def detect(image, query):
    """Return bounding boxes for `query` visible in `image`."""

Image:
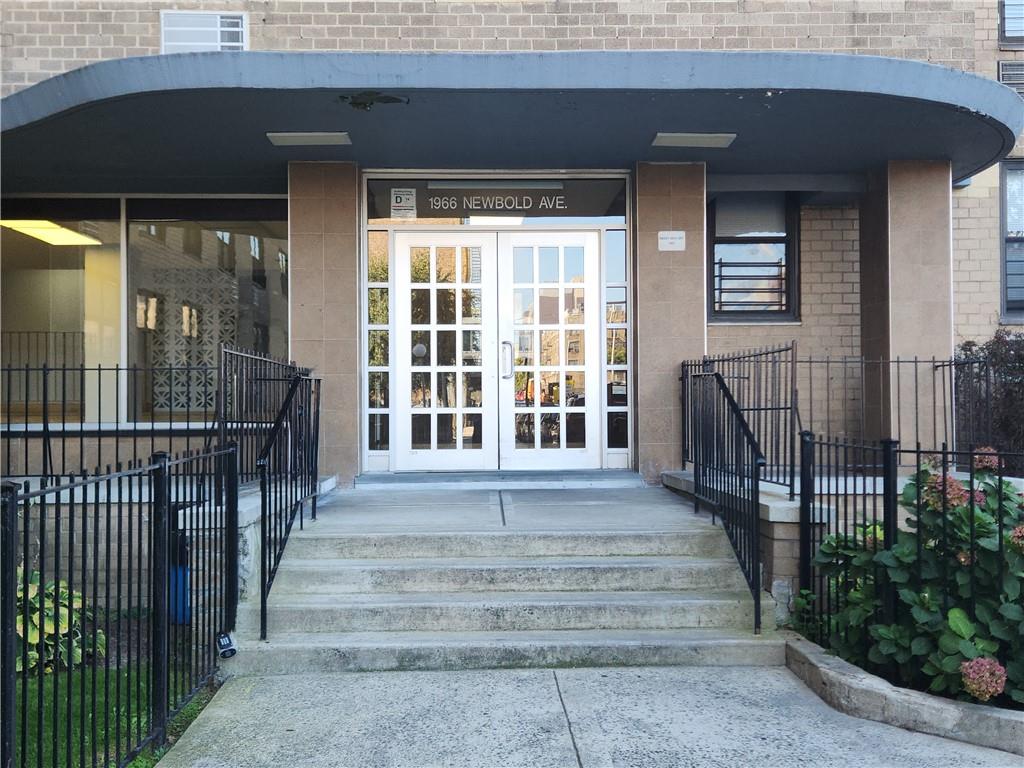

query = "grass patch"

[124,684,218,768]
[15,666,218,768]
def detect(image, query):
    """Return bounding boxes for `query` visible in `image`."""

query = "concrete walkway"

[160,666,1019,768]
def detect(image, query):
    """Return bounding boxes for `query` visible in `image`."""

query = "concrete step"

[284,529,735,560]
[270,556,749,594]
[353,470,647,490]
[224,628,786,675]
[256,590,772,634]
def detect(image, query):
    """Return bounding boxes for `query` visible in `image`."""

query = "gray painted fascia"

[3,50,1023,147]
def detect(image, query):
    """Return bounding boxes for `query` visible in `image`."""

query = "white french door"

[392,230,602,471]
[497,232,602,469]
[393,232,499,470]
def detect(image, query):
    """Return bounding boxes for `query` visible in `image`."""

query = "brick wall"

[0,0,987,97]
[708,205,860,359]
[2,0,1022,346]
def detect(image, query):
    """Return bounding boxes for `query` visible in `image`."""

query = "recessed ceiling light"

[652,132,737,148]
[0,220,102,246]
[266,132,352,147]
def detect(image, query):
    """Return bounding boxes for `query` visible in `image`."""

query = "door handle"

[501,341,514,379]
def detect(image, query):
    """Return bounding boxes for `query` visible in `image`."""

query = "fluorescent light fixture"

[427,180,564,190]
[266,132,351,146]
[0,220,102,246]
[652,132,737,148]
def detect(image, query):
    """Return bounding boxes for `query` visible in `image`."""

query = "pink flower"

[973,489,986,506]
[922,473,968,510]
[973,448,1000,472]
[956,550,974,566]
[1010,525,1024,554]
[960,657,1006,702]
[921,453,943,471]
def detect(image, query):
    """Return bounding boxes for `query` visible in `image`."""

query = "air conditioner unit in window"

[999,61,1024,97]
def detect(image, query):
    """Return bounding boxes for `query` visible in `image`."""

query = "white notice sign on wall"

[658,231,686,251]
[390,188,417,219]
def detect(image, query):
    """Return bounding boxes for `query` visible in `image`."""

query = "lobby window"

[1003,163,1024,316]
[708,192,799,321]
[161,11,247,53]
[1001,1,1024,48]
[127,200,289,420]
[366,230,391,452]
[0,200,121,373]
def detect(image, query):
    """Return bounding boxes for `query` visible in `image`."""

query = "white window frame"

[160,11,249,54]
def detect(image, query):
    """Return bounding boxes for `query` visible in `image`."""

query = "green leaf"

[940,654,963,674]
[898,589,919,606]
[975,637,998,654]
[988,619,1014,641]
[1004,573,1021,602]
[929,675,948,692]
[999,602,1024,622]
[947,607,975,639]
[875,551,899,568]
[889,568,910,584]
[1010,688,1024,704]
[910,637,933,656]
[938,633,961,655]
[958,639,981,659]
[911,605,936,625]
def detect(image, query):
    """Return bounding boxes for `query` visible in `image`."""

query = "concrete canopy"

[2,51,1022,194]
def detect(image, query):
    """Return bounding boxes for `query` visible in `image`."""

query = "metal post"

[259,461,269,641]
[881,438,900,624]
[149,453,170,746]
[798,431,815,594]
[1,482,18,768]
[224,444,239,632]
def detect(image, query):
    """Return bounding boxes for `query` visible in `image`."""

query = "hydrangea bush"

[807,449,1024,707]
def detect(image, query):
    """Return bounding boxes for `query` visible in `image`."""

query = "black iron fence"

[686,371,765,634]
[1,332,84,372]
[2,364,217,479]
[0,444,239,768]
[682,343,998,499]
[257,374,321,640]
[798,435,1024,702]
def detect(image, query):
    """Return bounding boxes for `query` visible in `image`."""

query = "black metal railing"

[217,346,313,483]
[0,443,239,768]
[257,373,321,640]
[1,331,84,372]
[712,257,787,312]
[683,344,998,499]
[798,435,1024,690]
[687,371,766,634]
[683,342,796,497]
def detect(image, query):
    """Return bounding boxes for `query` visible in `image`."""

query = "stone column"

[288,162,360,485]
[635,163,707,482]
[859,160,954,444]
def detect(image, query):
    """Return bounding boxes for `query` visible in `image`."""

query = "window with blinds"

[1002,0,1024,46]
[161,12,247,54]
[999,61,1024,96]
[708,192,799,320]
[1005,164,1024,314]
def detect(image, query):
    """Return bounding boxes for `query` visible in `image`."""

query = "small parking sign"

[390,188,417,219]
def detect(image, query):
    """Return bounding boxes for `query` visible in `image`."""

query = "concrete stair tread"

[266,589,764,607]
[293,525,720,536]
[239,628,781,647]
[274,555,740,569]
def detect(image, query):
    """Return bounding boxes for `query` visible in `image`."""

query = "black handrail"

[688,371,766,633]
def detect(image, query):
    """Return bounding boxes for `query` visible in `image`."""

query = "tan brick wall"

[1,0,1020,345]
[0,0,985,98]
[708,205,860,360]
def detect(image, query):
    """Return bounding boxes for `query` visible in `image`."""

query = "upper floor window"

[708,192,799,321]
[1001,1,1024,49]
[998,61,1024,96]
[1003,163,1024,316]
[161,12,247,54]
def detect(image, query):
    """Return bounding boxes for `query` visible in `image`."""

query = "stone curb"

[785,636,1024,757]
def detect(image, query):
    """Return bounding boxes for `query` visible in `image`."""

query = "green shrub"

[958,329,1024,474]
[15,568,106,673]
[811,454,1024,707]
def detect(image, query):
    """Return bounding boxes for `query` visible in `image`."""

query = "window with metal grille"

[998,61,1024,96]
[708,192,799,320]
[1003,163,1024,315]
[161,12,247,54]
[1001,1,1024,47]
